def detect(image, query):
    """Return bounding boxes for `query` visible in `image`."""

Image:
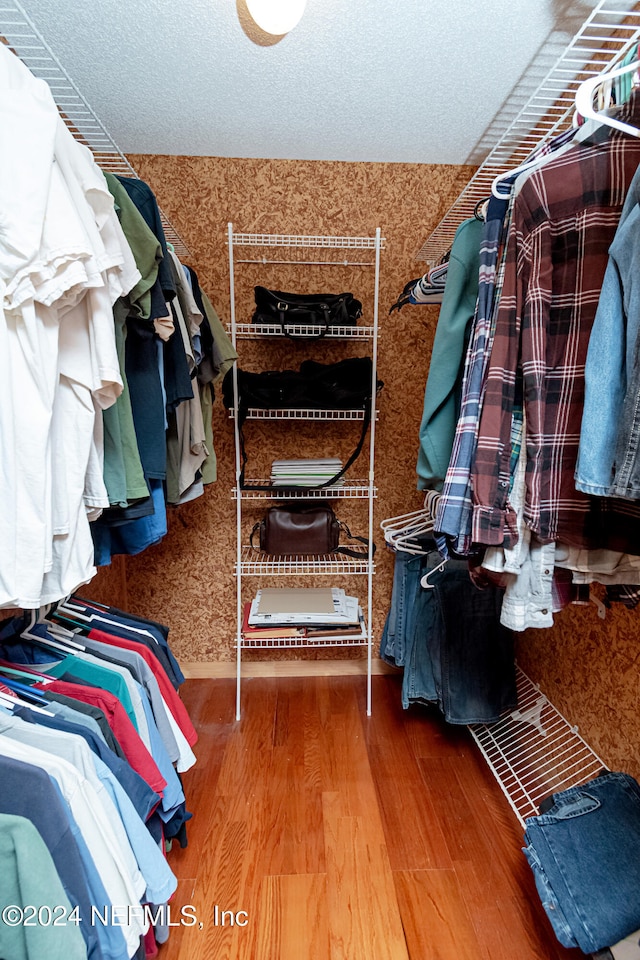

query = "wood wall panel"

[79,153,640,781]
[118,155,473,664]
[516,602,640,780]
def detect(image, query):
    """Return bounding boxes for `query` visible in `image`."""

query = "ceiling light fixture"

[245,0,307,35]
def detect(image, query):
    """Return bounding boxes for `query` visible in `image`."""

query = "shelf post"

[228,222,243,722]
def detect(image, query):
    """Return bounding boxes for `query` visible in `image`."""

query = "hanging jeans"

[380,546,517,724]
[523,772,640,954]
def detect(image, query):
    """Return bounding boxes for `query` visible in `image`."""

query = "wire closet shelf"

[236,547,374,577]
[418,0,640,265]
[468,667,607,828]
[0,0,191,260]
[231,323,376,339]
[233,480,376,500]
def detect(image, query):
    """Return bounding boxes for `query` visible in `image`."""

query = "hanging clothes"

[471,90,640,552]
[416,216,483,491]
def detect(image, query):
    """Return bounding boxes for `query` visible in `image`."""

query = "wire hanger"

[574,59,640,138]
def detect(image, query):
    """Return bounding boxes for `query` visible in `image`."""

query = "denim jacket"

[576,164,640,498]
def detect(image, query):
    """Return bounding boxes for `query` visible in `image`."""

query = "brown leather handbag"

[250,503,373,557]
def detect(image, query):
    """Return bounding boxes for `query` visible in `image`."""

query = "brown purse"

[250,503,373,557]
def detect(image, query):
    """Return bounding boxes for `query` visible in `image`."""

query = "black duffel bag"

[222,357,382,491]
[252,286,362,338]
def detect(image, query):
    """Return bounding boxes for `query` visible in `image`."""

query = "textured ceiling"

[14,0,595,164]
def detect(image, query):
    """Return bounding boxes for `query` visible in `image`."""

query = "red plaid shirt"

[472,91,640,549]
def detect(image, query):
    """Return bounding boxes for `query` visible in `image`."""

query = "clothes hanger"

[381,492,441,555]
[491,151,559,199]
[19,607,85,654]
[0,676,54,709]
[421,556,448,589]
[574,59,640,138]
[0,690,55,717]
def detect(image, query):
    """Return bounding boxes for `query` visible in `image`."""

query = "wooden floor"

[162,674,577,960]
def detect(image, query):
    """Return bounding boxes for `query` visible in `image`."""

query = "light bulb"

[245,0,307,35]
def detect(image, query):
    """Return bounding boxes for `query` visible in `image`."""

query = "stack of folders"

[270,459,344,487]
[242,587,365,641]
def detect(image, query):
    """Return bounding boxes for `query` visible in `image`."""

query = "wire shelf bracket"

[418,0,640,264]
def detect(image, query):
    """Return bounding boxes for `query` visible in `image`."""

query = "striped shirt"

[472,91,640,548]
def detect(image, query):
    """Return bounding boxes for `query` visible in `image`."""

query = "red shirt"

[88,628,197,747]
[35,678,167,796]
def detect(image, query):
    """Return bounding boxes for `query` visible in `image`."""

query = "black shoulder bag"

[252,287,362,339]
[222,356,382,492]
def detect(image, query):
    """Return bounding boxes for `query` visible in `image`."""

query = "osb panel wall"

[516,605,640,781]
[84,556,127,609]
[117,155,473,662]
[86,154,640,779]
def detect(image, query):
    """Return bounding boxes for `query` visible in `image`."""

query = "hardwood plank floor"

[161,674,577,959]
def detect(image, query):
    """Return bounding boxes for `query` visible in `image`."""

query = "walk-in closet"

[1,1,640,958]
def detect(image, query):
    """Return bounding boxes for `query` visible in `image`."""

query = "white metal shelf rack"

[234,480,376,500]
[418,0,640,265]
[231,322,376,339]
[227,223,383,720]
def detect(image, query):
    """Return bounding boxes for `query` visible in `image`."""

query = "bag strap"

[249,521,262,550]
[277,306,329,340]
[238,402,372,493]
[334,520,376,559]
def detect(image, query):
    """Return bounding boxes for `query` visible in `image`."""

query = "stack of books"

[270,458,344,487]
[241,587,365,643]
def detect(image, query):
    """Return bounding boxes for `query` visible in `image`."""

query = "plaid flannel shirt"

[472,91,640,548]
[434,133,578,556]
[435,192,513,554]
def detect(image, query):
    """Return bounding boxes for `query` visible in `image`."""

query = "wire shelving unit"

[228,224,382,720]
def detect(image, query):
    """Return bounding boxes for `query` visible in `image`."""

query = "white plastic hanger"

[20,607,85,654]
[574,59,640,138]
[0,690,55,717]
[380,491,441,555]
[421,557,448,589]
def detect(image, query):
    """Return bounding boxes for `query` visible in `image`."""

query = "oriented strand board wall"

[516,605,640,780]
[115,155,472,662]
[84,154,640,780]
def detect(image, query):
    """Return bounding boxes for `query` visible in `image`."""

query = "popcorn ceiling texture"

[87,154,640,779]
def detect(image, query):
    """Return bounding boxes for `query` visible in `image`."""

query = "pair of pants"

[381,547,517,724]
[524,772,640,954]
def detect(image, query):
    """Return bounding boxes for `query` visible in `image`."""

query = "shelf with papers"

[233,480,376,500]
[229,322,375,339]
[236,546,373,576]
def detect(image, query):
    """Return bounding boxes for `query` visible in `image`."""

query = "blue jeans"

[380,549,429,667]
[524,772,640,953]
[381,548,517,724]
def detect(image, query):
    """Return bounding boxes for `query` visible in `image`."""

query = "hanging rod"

[418,0,640,264]
[0,0,191,261]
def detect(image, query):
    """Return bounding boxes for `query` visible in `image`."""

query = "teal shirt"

[0,813,87,960]
[417,217,483,490]
[45,655,138,732]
